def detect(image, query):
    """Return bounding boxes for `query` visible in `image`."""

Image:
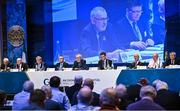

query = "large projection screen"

[53,0,165,64]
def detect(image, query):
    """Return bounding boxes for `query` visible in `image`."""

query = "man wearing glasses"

[116,0,154,50]
[80,6,120,58]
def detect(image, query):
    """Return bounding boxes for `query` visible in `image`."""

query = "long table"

[0,68,180,94]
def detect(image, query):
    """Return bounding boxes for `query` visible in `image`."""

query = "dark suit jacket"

[127,98,165,110]
[80,23,119,57]
[16,63,28,71]
[22,103,44,110]
[72,59,89,70]
[163,59,180,68]
[45,99,64,110]
[116,17,149,49]
[55,62,69,71]
[34,62,47,71]
[66,84,82,104]
[98,59,113,70]
[130,61,144,69]
[155,89,180,110]
[127,84,142,102]
[0,63,13,71]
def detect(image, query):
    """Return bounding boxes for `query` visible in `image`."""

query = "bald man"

[148,53,162,68]
[72,54,89,70]
[130,53,144,69]
[70,86,95,110]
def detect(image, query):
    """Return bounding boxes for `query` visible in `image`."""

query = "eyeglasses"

[94,17,109,21]
[129,10,143,14]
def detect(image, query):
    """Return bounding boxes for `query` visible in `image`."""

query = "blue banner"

[6,0,27,64]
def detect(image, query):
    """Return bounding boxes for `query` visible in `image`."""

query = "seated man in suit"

[72,54,89,70]
[98,52,113,70]
[130,53,144,69]
[34,56,47,71]
[148,53,162,68]
[163,52,180,68]
[80,6,121,58]
[0,58,13,71]
[127,85,164,110]
[116,0,154,50]
[55,56,69,71]
[16,58,28,71]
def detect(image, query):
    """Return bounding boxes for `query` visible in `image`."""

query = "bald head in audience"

[83,78,94,90]
[100,88,119,106]
[77,86,93,104]
[23,81,34,93]
[140,85,157,100]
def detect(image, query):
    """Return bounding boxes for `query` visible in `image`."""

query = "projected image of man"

[116,0,154,50]
[80,6,120,57]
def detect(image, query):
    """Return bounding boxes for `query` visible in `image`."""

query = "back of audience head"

[0,90,6,107]
[74,75,83,85]
[138,78,149,86]
[77,86,93,105]
[156,81,168,91]
[100,88,119,106]
[115,84,127,97]
[83,78,94,90]
[140,85,157,100]
[23,80,34,93]
[49,76,60,88]
[29,89,46,108]
[41,86,52,99]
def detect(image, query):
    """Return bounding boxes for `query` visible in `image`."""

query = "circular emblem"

[8,25,24,47]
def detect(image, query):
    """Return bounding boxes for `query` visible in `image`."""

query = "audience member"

[127,85,165,110]
[49,76,71,110]
[12,80,34,110]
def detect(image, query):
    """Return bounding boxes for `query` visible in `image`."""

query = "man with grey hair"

[163,51,180,67]
[12,81,34,110]
[34,56,47,71]
[100,88,120,110]
[0,58,13,71]
[127,85,164,110]
[16,58,28,71]
[80,6,120,58]
[41,86,64,110]
[72,54,89,70]
[154,81,180,110]
[115,84,131,110]
[66,75,83,103]
[69,86,94,110]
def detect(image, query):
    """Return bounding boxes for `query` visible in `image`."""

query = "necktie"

[132,22,142,41]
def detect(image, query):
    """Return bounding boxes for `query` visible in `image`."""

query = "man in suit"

[163,52,180,68]
[0,58,13,71]
[72,78,100,106]
[154,81,180,110]
[127,85,165,110]
[98,52,113,70]
[127,78,149,102]
[116,0,154,50]
[16,58,28,71]
[80,6,120,58]
[130,53,144,69]
[55,56,69,71]
[66,75,83,104]
[72,54,89,70]
[34,56,47,71]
